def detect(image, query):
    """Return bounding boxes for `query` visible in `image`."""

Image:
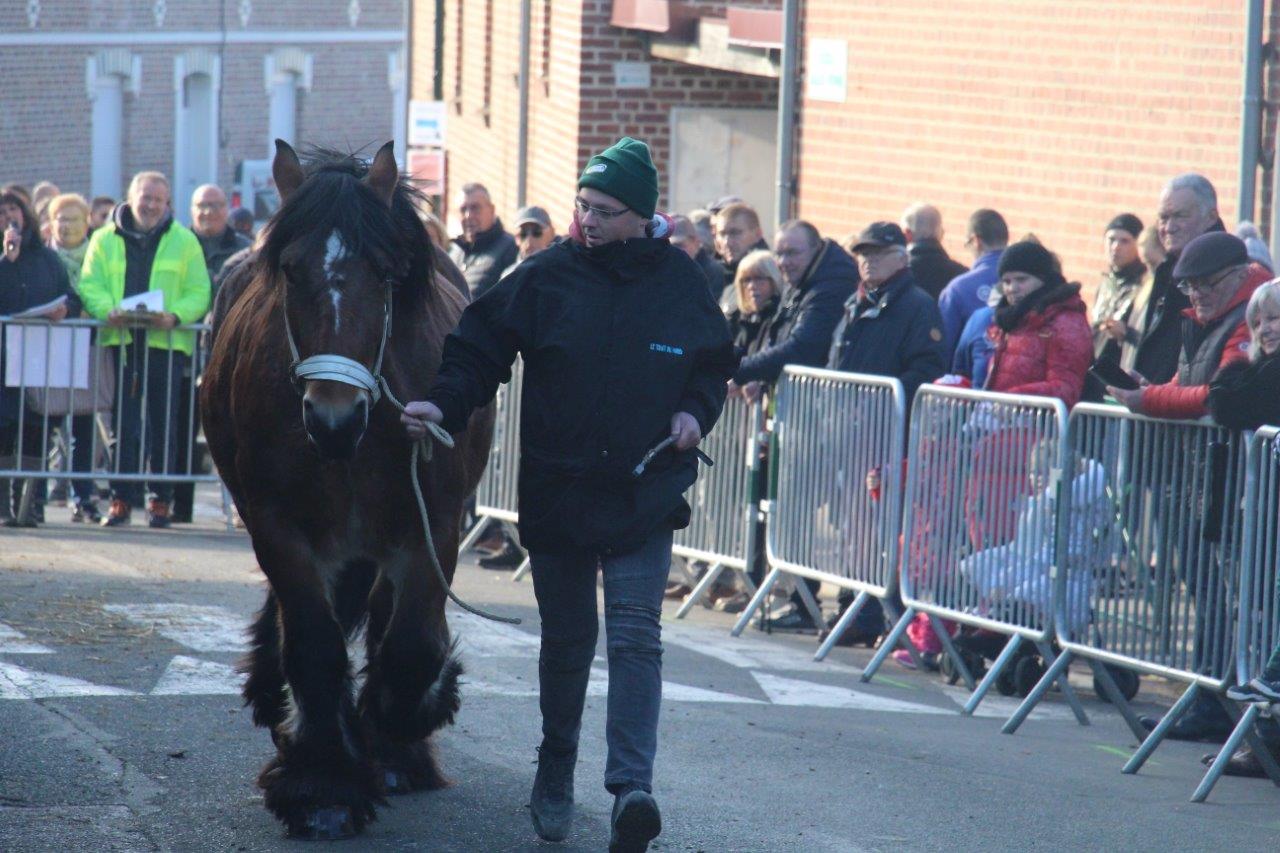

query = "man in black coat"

[823,221,947,646]
[447,182,518,299]
[902,203,967,301]
[1130,175,1221,385]
[403,137,734,853]
[730,220,857,397]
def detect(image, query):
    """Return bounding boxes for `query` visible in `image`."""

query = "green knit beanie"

[577,137,659,219]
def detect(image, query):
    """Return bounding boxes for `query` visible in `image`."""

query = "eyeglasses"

[574,197,629,219]
[1177,266,1240,295]
[518,225,544,239]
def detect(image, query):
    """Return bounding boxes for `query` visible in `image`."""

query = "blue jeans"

[530,528,672,794]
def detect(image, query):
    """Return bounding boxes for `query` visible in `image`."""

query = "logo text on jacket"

[649,343,685,356]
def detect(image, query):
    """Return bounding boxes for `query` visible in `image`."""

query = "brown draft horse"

[201,141,493,838]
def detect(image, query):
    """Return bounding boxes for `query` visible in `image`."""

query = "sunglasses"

[518,225,544,239]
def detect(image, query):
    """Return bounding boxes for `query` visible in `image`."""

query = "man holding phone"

[1108,231,1265,420]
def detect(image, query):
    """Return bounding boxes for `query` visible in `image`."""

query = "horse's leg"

[239,590,289,741]
[358,517,462,791]
[249,526,382,839]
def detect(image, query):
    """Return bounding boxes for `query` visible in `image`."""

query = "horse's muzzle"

[303,391,370,460]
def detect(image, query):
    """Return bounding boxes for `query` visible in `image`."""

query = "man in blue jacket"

[937,208,1008,359]
[822,221,947,647]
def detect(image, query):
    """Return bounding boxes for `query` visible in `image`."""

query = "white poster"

[408,100,447,148]
[4,325,92,390]
[807,39,848,103]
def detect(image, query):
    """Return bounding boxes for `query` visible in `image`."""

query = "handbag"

[24,345,116,417]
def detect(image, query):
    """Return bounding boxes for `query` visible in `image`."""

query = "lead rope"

[378,375,522,625]
[283,283,518,625]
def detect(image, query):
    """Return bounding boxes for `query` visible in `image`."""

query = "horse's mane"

[262,146,437,306]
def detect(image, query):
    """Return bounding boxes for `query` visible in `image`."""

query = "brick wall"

[0,2,404,206]
[415,0,778,233]
[796,0,1267,300]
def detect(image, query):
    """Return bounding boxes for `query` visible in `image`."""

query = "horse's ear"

[365,141,398,208]
[272,139,305,203]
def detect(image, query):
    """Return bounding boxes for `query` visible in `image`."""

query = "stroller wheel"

[1094,666,1139,703]
[996,664,1019,696]
[1014,655,1047,697]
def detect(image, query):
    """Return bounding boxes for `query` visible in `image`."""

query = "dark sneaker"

[478,544,524,569]
[763,607,819,634]
[147,499,172,529]
[1227,678,1280,703]
[1200,745,1269,777]
[71,500,102,524]
[609,788,661,853]
[101,499,132,527]
[1138,702,1234,742]
[529,746,576,842]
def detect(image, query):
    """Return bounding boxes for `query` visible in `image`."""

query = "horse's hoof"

[294,806,356,840]
[384,769,410,795]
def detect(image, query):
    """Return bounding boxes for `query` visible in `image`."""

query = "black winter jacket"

[1133,246,1197,384]
[733,239,857,384]
[0,234,79,426]
[448,218,518,300]
[826,268,947,407]
[428,237,736,555]
[1207,352,1280,430]
[907,238,968,301]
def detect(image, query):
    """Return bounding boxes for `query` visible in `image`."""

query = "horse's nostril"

[303,397,315,415]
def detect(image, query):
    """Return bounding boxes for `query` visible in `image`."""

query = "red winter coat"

[985,284,1093,408]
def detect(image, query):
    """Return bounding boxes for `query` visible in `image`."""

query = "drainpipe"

[515,0,532,207]
[433,0,444,101]
[1239,0,1264,223]
[774,0,800,230]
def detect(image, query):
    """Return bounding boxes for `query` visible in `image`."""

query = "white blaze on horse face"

[324,230,348,333]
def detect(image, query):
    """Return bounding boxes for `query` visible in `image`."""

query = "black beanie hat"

[997,240,1064,286]
[1105,213,1143,238]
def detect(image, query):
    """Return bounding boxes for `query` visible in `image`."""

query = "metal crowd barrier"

[457,357,528,578]
[671,395,763,618]
[1195,425,1280,801]
[861,384,1089,722]
[0,316,226,523]
[1003,405,1264,782]
[729,367,914,661]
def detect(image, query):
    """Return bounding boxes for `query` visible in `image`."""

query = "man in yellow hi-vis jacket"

[78,171,210,528]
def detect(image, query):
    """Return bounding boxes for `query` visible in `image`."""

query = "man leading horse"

[402,137,735,852]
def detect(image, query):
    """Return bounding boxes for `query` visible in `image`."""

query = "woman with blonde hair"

[727,248,784,361]
[46,193,92,288]
[1208,278,1280,429]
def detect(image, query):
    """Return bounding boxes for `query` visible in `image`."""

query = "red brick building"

[413,1,1276,297]
[410,0,782,234]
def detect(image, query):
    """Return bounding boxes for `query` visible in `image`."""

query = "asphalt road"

[2,487,1278,852]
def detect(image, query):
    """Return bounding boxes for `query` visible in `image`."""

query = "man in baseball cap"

[506,205,558,272]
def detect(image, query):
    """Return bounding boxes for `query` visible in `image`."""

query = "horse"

[200,140,493,839]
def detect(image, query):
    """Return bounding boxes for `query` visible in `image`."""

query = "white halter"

[283,283,392,405]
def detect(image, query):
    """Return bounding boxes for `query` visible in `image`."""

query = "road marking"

[0,622,53,654]
[661,623,863,676]
[937,685,1080,721]
[752,672,951,715]
[151,655,244,695]
[587,667,763,704]
[451,611,541,658]
[103,604,249,652]
[0,661,137,699]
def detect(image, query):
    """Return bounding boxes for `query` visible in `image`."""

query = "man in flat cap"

[1109,231,1266,420]
[402,137,735,852]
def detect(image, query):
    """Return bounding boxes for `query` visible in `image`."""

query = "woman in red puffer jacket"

[984,240,1094,406]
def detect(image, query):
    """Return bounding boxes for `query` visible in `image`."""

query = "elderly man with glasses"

[1109,231,1266,419]
[401,137,734,852]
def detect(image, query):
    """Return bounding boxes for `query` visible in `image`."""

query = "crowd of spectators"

[7,159,1280,778]
[0,171,255,529]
